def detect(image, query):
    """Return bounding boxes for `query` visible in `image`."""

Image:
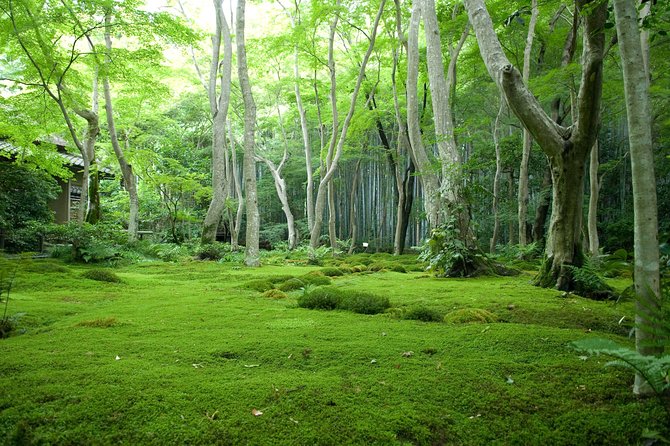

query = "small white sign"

[362,242,369,248]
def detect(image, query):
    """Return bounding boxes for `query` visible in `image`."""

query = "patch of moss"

[368,262,390,272]
[244,279,275,292]
[278,278,305,292]
[267,274,296,284]
[300,271,332,286]
[338,290,390,315]
[404,306,444,322]
[444,308,498,324]
[297,286,342,310]
[320,267,344,277]
[390,263,407,273]
[262,289,288,299]
[75,317,118,328]
[81,269,122,283]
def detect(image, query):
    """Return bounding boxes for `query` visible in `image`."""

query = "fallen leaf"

[192,363,203,368]
[579,355,588,361]
[252,409,263,416]
[115,355,121,360]
[401,351,413,358]
[244,364,260,368]
[506,376,514,384]
[370,359,377,364]
[289,417,299,424]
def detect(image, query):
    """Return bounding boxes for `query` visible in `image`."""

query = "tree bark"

[347,159,362,255]
[612,0,662,396]
[490,96,505,253]
[201,0,233,244]
[236,0,260,266]
[587,140,600,256]
[103,12,138,242]
[464,0,606,291]
[517,0,538,246]
[309,0,386,250]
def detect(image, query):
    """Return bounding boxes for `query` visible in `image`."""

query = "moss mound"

[300,271,332,286]
[404,306,444,322]
[297,286,342,310]
[278,278,305,292]
[338,290,390,315]
[320,267,344,277]
[444,308,498,324]
[263,289,288,299]
[81,269,122,283]
[244,279,275,292]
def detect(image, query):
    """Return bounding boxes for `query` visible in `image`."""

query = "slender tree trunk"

[490,96,505,253]
[202,0,233,243]
[309,0,386,250]
[229,125,244,250]
[613,0,662,396]
[328,181,337,251]
[103,12,138,242]
[517,0,538,245]
[406,0,441,229]
[348,159,362,255]
[587,140,600,256]
[465,0,606,291]
[236,0,259,266]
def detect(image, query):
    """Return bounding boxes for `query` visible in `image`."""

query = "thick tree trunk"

[517,0,538,246]
[236,0,259,266]
[103,12,138,242]
[613,0,662,396]
[532,166,552,247]
[202,0,233,244]
[465,0,605,291]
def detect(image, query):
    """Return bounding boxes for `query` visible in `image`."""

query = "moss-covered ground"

[0,255,666,444]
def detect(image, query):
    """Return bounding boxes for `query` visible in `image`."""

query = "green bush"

[300,271,332,286]
[444,308,497,324]
[278,278,305,292]
[338,290,390,315]
[45,223,126,263]
[196,242,230,261]
[244,279,275,293]
[81,269,122,283]
[320,267,344,277]
[404,307,444,322]
[297,286,342,310]
[262,289,288,299]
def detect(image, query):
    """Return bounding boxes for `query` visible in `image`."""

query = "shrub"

[81,269,122,283]
[300,271,332,286]
[338,290,390,315]
[263,289,288,299]
[444,308,497,324]
[320,267,344,277]
[244,279,275,293]
[44,222,126,263]
[196,243,230,261]
[404,306,444,322]
[278,278,305,292]
[297,286,342,310]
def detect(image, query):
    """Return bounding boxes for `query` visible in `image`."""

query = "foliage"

[590,249,632,278]
[564,266,616,301]
[444,308,498,324]
[0,258,20,338]
[195,243,231,261]
[145,243,194,263]
[45,223,126,263]
[81,269,122,283]
[0,163,60,252]
[403,306,444,322]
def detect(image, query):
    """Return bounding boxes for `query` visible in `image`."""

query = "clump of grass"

[404,306,444,322]
[263,289,288,299]
[297,286,342,310]
[75,317,118,328]
[351,265,368,273]
[338,290,390,315]
[244,279,275,292]
[320,267,344,277]
[81,269,122,283]
[278,278,305,292]
[368,262,390,272]
[338,265,354,274]
[444,308,498,324]
[267,274,296,284]
[300,271,332,286]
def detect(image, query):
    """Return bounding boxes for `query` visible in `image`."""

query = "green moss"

[262,289,288,299]
[278,278,305,292]
[320,267,344,277]
[338,290,390,314]
[243,279,275,292]
[404,306,444,322]
[75,317,118,328]
[300,271,332,286]
[81,269,122,283]
[444,308,498,324]
[297,286,342,310]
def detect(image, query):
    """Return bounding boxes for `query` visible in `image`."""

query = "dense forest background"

[0,0,668,258]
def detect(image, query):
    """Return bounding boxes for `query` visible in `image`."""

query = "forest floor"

[0,253,666,445]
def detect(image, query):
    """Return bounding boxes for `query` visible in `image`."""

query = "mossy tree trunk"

[464,0,605,292]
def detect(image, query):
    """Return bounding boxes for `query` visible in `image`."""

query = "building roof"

[0,140,114,177]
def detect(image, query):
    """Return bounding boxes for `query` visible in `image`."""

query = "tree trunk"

[490,96,505,253]
[348,159,362,255]
[103,12,138,242]
[201,0,233,244]
[258,153,297,250]
[587,140,600,256]
[236,0,259,266]
[532,165,552,248]
[309,0,386,250]
[406,0,441,230]
[328,181,337,251]
[517,0,538,246]
[464,0,606,291]
[229,125,244,250]
[612,0,662,396]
